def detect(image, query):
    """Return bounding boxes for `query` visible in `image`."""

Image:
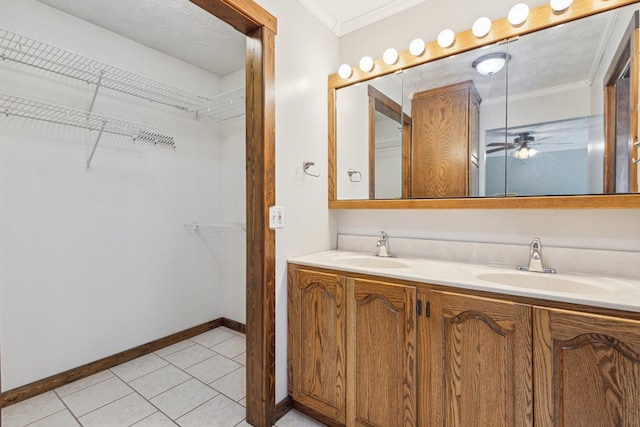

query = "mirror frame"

[328,0,640,209]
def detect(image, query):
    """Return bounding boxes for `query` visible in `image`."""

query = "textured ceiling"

[34,0,431,76]
[35,0,246,77]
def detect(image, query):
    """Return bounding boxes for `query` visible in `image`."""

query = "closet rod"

[0,28,212,112]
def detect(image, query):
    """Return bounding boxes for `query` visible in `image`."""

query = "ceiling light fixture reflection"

[338,64,352,79]
[472,52,511,75]
[508,3,530,26]
[513,146,538,159]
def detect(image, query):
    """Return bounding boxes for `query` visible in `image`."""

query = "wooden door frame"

[188,1,278,426]
[604,10,638,194]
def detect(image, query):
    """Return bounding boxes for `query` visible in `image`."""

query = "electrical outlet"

[269,206,285,229]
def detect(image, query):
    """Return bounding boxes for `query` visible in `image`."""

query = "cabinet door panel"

[427,291,532,427]
[347,278,416,427]
[288,268,346,423]
[534,307,640,427]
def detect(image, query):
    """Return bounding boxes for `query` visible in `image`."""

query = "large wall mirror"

[329,0,640,208]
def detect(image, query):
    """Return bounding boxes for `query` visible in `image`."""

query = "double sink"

[326,253,638,298]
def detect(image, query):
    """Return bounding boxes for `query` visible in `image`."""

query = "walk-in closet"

[0,0,248,408]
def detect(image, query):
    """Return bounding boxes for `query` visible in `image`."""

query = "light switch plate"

[269,205,285,229]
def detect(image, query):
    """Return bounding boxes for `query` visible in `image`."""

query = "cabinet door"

[346,278,416,427]
[425,291,532,427]
[534,307,640,427]
[288,267,346,423]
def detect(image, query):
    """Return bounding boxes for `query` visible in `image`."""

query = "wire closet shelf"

[0,28,213,112]
[0,93,175,148]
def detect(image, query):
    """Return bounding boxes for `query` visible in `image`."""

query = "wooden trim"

[368,92,376,199]
[222,317,247,334]
[329,193,640,209]
[604,84,617,193]
[1,319,224,407]
[293,400,345,427]
[245,25,277,427]
[327,0,640,209]
[193,2,277,426]
[275,395,294,421]
[189,0,277,35]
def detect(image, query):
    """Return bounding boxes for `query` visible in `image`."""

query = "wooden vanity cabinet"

[533,307,640,427]
[346,277,416,427]
[287,268,346,424]
[420,290,533,427]
[288,266,416,427]
[289,264,640,427]
[409,81,481,198]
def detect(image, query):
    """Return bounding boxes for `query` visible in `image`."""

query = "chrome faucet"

[374,231,396,258]
[517,237,556,274]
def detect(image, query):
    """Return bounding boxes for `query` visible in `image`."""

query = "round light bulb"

[409,38,426,56]
[359,56,374,72]
[508,3,530,26]
[382,48,399,65]
[550,0,573,13]
[472,17,492,38]
[437,29,455,48]
[338,64,352,79]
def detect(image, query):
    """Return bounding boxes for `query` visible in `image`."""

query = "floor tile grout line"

[125,388,180,427]
[153,339,197,358]
[72,390,136,420]
[55,372,115,399]
[20,408,69,427]
[109,354,171,383]
[53,389,84,427]
[131,373,194,401]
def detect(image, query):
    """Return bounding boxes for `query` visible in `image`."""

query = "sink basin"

[476,272,628,294]
[334,255,410,269]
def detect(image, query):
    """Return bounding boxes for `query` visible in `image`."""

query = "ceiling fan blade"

[486,147,511,154]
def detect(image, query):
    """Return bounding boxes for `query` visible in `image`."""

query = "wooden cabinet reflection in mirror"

[409,81,480,198]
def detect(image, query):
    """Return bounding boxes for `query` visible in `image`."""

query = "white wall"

[0,0,244,390]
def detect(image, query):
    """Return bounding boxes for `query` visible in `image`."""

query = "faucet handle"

[379,231,388,241]
[530,237,542,250]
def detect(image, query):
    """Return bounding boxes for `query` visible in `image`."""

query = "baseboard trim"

[275,395,294,421]
[293,400,345,427]
[2,317,245,407]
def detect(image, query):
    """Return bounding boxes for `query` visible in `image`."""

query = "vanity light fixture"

[359,56,374,72]
[472,17,492,38]
[409,38,426,56]
[338,64,353,79]
[550,0,573,13]
[437,29,456,48]
[472,52,511,75]
[513,146,538,159]
[508,3,530,26]
[383,48,399,65]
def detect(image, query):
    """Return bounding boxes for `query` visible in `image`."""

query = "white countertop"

[289,250,640,313]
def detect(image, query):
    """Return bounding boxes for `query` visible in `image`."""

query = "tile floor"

[2,327,325,427]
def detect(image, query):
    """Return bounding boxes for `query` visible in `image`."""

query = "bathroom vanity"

[287,251,640,427]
